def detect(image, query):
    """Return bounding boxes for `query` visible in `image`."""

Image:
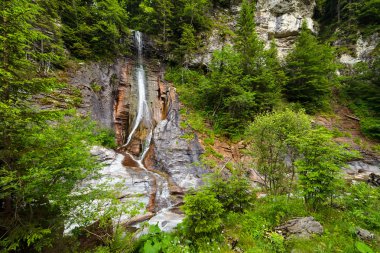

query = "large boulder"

[276,217,323,238]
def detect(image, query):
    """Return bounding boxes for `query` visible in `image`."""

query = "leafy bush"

[295,128,358,210]
[136,225,188,253]
[245,109,311,194]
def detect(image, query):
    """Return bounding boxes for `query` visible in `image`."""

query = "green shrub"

[206,174,254,213]
[182,190,224,241]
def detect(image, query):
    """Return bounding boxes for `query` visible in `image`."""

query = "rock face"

[276,217,323,238]
[153,88,206,190]
[70,59,126,129]
[339,33,379,65]
[256,0,316,58]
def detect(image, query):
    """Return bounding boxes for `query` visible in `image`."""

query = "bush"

[206,174,254,213]
[182,190,224,241]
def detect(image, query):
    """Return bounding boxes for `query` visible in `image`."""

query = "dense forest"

[0,0,380,252]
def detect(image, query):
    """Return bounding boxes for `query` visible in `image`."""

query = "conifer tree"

[285,22,337,113]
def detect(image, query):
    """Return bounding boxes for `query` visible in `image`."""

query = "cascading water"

[123,31,152,160]
[123,31,171,211]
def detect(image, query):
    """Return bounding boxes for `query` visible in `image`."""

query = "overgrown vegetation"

[1,0,380,252]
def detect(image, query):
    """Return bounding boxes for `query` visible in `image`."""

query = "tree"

[343,58,380,140]
[179,0,211,30]
[59,0,129,59]
[235,1,285,112]
[235,0,262,75]
[182,190,224,241]
[0,1,112,250]
[179,24,197,67]
[246,109,311,194]
[0,116,101,251]
[295,128,357,210]
[285,22,338,113]
[207,46,257,135]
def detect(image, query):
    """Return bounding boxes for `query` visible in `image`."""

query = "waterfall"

[123,31,152,161]
[122,31,171,211]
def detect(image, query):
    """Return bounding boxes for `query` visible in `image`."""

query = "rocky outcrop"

[339,33,379,65]
[70,59,126,129]
[256,0,316,58]
[276,217,323,239]
[153,88,207,190]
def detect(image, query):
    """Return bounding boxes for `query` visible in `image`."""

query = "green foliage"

[356,241,375,253]
[295,128,358,210]
[59,0,130,59]
[341,182,380,229]
[182,190,224,241]
[137,225,189,253]
[285,23,338,113]
[246,109,311,194]
[94,127,117,149]
[0,114,102,251]
[126,0,212,61]
[343,58,380,140]
[166,2,285,137]
[205,174,254,213]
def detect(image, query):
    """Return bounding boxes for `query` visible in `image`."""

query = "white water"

[123,31,152,159]
[123,31,171,211]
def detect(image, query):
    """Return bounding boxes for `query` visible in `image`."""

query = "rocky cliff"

[255,0,316,58]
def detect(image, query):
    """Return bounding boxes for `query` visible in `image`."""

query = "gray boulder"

[356,228,375,241]
[276,217,323,239]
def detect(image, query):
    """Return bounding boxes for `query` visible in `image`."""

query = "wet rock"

[276,217,323,239]
[147,209,185,232]
[356,228,375,241]
[344,160,380,183]
[153,88,208,190]
[368,173,380,187]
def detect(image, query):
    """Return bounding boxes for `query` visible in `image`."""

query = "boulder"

[356,228,375,241]
[368,173,380,187]
[276,217,323,239]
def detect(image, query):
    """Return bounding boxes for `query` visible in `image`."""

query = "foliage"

[285,23,338,113]
[341,182,380,229]
[136,225,189,253]
[182,190,224,241]
[0,114,102,251]
[246,109,311,194]
[205,173,254,213]
[0,1,121,250]
[59,0,130,59]
[295,127,358,210]
[343,58,380,140]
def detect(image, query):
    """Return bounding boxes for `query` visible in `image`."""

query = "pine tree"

[179,24,197,67]
[235,0,264,75]
[285,22,338,113]
[235,1,284,112]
